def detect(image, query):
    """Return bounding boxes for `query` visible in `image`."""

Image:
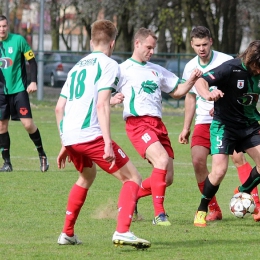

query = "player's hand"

[178,129,190,144]
[57,145,69,169]
[206,89,224,101]
[27,82,37,93]
[103,143,115,170]
[110,92,124,106]
[209,107,214,117]
[190,68,203,81]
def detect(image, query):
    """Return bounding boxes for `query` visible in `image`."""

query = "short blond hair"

[91,20,117,46]
[133,27,157,43]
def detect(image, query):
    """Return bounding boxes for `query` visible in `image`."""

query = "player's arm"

[97,89,115,169]
[55,96,66,130]
[169,68,202,99]
[178,92,196,144]
[27,57,37,93]
[110,92,124,106]
[195,78,224,101]
[55,96,69,169]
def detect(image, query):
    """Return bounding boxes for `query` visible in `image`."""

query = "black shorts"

[210,119,260,155]
[0,91,33,121]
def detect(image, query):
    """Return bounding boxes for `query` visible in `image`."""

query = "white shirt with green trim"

[118,58,179,120]
[182,51,233,124]
[60,52,118,146]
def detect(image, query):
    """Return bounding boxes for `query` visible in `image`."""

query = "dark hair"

[133,27,157,43]
[239,40,260,68]
[190,26,211,40]
[0,15,8,23]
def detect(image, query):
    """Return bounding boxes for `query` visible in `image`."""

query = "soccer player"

[178,26,260,222]
[193,40,260,227]
[116,27,202,226]
[0,15,48,172]
[55,19,150,249]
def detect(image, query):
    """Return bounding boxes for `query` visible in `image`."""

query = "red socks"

[62,184,88,236]
[136,168,167,216]
[116,181,139,233]
[151,168,167,216]
[198,181,221,212]
[237,162,260,206]
[136,177,152,200]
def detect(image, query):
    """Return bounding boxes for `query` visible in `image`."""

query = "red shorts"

[65,136,129,174]
[125,116,174,159]
[191,124,210,149]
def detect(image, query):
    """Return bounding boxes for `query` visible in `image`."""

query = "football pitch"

[0,92,258,260]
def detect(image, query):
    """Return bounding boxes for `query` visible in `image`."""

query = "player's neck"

[199,50,213,65]
[131,53,144,63]
[92,47,111,57]
[0,32,8,41]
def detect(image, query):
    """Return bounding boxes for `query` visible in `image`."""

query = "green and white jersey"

[0,33,35,94]
[118,58,179,120]
[60,52,118,146]
[182,51,233,124]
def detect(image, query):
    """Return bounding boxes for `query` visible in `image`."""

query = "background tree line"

[1,0,260,54]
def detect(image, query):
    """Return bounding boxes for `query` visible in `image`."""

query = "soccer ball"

[229,192,256,218]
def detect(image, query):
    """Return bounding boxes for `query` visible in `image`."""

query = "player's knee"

[192,157,206,171]
[155,154,169,169]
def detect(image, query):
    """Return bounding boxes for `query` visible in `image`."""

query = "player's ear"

[90,40,94,51]
[110,40,115,50]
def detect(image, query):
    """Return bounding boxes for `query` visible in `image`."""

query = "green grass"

[0,91,258,260]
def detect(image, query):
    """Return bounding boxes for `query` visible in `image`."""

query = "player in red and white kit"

[55,20,150,249]
[117,27,202,226]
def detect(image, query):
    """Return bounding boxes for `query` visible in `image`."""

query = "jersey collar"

[129,57,146,66]
[241,61,247,70]
[198,50,214,69]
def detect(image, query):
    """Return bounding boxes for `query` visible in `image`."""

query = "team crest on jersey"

[258,80,260,88]
[8,47,13,54]
[237,80,244,89]
[152,71,158,76]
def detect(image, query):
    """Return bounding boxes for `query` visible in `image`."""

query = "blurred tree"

[181,0,248,54]
[102,0,166,52]
[46,0,62,50]
[72,0,102,51]
[31,0,260,53]
[246,0,260,41]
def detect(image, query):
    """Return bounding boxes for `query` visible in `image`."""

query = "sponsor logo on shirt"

[0,57,13,68]
[237,80,244,89]
[140,80,158,94]
[237,93,259,106]
[77,58,97,67]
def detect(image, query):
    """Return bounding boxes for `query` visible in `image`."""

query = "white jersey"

[182,51,233,124]
[59,52,118,146]
[117,58,179,120]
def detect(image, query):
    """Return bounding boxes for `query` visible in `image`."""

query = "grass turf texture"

[0,88,258,260]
